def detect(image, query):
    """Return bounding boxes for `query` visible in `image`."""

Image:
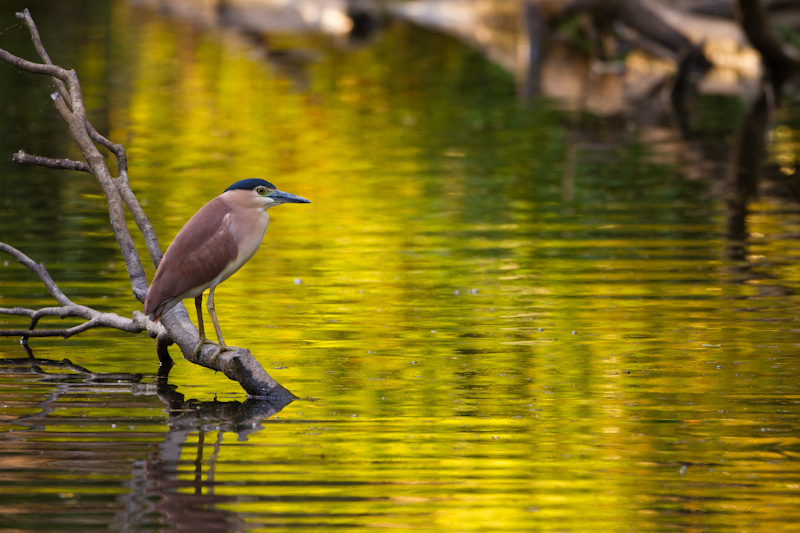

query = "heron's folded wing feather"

[145,198,238,318]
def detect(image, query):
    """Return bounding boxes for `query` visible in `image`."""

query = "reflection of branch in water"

[725,84,771,262]
[722,81,796,297]
[0,344,144,432]
[1,342,143,383]
[113,365,295,531]
[2,343,295,530]
[722,0,800,284]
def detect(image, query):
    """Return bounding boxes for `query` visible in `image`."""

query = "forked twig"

[0,242,161,340]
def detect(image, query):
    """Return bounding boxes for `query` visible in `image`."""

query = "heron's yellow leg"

[192,294,218,357]
[207,287,235,364]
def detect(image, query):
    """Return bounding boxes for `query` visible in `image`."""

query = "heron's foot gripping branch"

[192,336,217,358]
[209,345,236,365]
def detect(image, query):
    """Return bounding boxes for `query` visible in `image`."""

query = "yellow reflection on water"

[2,2,800,531]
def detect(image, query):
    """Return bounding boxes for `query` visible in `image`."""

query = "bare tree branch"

[0,319,102,339]
[84,118,163,266]
[13,149,92,173]
[0,241,162,339]
[0,242,72,306]
[0,10,295,399]
[15,6,71,109]
[0,46,68,80]
[6,9,150,301]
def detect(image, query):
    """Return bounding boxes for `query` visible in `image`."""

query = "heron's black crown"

[225,179,276,192]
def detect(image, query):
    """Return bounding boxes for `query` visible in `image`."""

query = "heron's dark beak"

[270,190,311,204]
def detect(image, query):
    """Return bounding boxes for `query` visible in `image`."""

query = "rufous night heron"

[144,178,310,361]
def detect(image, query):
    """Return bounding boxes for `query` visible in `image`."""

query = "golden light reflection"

[2,2,800,531]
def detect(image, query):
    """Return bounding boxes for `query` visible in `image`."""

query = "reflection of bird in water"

[144,179,310,361]
[111,377,294,531]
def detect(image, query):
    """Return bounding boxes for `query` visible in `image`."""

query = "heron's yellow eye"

[255,186,267,195]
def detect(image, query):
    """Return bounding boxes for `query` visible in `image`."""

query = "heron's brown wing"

[144,197,238,318]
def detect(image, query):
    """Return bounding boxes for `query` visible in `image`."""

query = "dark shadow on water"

[0,344,295,532]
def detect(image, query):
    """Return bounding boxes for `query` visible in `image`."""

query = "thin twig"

[13,150,92,173]
[82,106,163,266]
[0,321,99,339]
[115,172,165,267]
[85,117,163,264]
[0,241,164,339]
[86,121,126,170]
[16,8,71,110]
[0,242,72,306]
[0,303,163,339]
